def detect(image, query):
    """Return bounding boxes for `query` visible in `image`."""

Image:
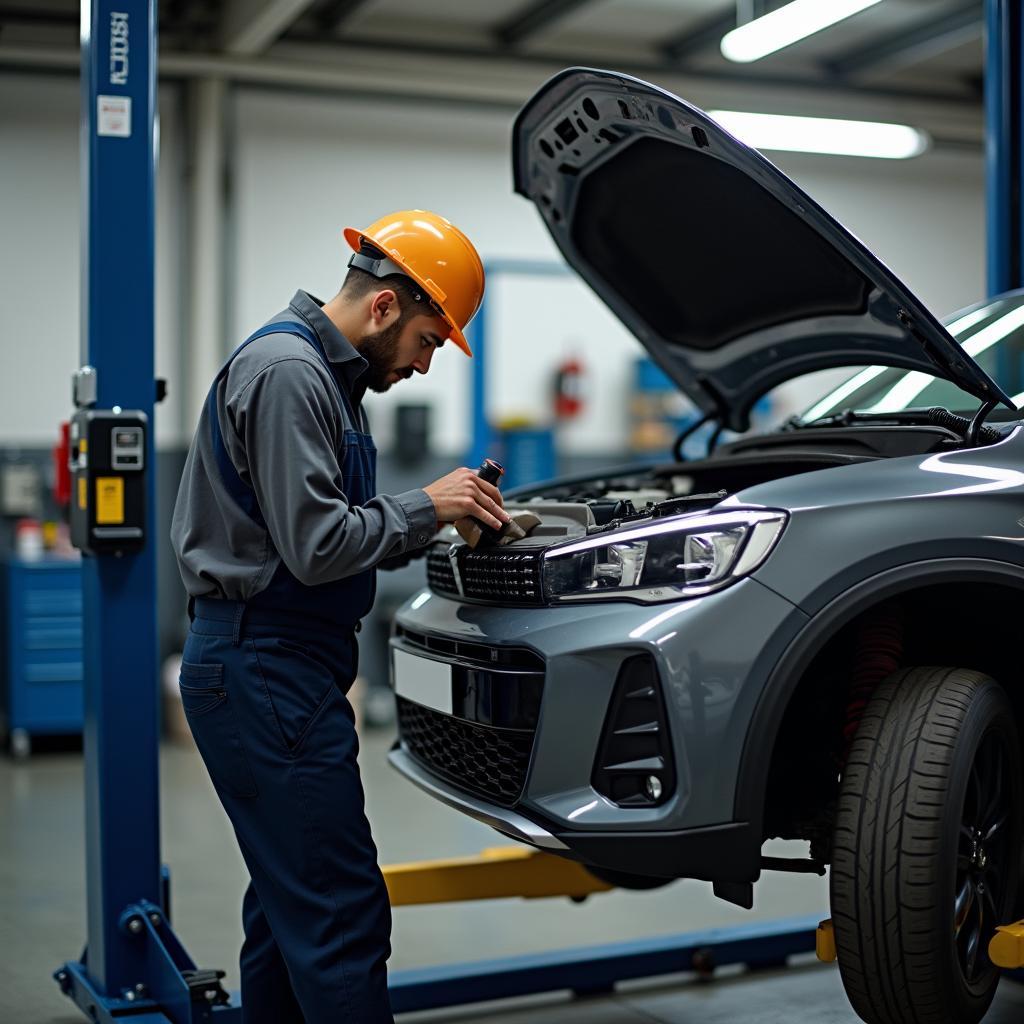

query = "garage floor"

[4,727,1023,1023]
[400,965,1024,1024]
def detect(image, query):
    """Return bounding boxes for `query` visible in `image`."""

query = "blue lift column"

[59,0,161,1006]
[986,0,1024,296]
[55,3,238,1020]
[78,0,161,995]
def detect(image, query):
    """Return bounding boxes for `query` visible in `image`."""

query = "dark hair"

[340,266,436,324]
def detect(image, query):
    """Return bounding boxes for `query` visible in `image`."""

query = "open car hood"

[512,68,1013,432]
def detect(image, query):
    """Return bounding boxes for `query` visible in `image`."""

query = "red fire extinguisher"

[53,421,71,509]
[553,357,585,420]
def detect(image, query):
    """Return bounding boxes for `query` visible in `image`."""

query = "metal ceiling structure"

[0,0,988,149]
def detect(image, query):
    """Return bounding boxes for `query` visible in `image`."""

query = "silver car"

[389,68,1024,1024]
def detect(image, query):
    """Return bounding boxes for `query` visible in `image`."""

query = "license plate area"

[391,648,453,715]
[389,636,545,730]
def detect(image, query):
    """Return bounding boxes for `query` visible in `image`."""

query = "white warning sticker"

[97,95,131,137]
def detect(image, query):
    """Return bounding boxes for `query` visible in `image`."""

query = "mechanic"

[170,210,508,1024]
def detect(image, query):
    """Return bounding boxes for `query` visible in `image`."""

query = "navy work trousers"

[180,599,393,1024]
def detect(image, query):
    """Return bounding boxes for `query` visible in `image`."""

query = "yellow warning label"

[95,477,124,525]
[78,477,87,511]
[79,438,88,454]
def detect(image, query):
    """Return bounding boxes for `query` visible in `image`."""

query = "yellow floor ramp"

[382,846,614,906]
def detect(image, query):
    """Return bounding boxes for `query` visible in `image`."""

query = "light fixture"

[721,0,884,63]
[708,110,929,159]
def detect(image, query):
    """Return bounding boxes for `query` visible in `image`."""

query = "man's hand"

[424,467,510,532]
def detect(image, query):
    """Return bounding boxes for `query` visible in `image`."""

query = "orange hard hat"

[343,210,485,357]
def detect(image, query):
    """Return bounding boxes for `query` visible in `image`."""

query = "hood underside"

[512,68,1012,432]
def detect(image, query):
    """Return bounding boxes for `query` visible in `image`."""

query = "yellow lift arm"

[990,920,1024,969]
[383,847,1024,974]
[382,846,614,907]
[814,916,1024,970]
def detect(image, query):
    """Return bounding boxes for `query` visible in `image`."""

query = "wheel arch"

[735,557,1024,841]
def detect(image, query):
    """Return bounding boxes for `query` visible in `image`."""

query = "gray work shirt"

[171,290,437,602]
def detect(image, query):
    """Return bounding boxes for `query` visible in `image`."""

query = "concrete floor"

[3,730,1024,1022]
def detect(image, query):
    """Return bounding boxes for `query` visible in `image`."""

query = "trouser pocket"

[179,660,258,799]
[249,636,347,753]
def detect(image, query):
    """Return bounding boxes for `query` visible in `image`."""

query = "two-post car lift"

[52,2,1024,1021]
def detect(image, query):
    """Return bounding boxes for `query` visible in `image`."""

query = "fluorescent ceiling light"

[721,0,884,63]
[708,110,929,159]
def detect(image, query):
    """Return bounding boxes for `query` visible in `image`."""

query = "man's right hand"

[424,467,510,532]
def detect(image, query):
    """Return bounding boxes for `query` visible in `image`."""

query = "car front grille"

[426,543,545,605]
[426,545,458,595]
[396,697,535,806]
[395,625,545,672]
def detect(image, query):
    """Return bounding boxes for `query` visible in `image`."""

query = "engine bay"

[423,421,981,605]
[479,420,972,545]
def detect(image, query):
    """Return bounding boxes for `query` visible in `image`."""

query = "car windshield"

[799,291,1024,423]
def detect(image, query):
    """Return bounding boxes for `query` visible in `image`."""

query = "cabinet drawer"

[24,617,83,650]
[4,560,84,737]
[24,587,82,617]
[24,660,83,685]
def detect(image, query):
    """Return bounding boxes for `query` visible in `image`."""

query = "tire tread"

[831,666,1017,1024]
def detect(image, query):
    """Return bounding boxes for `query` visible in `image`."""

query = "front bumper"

[389,746,568,850]
[389,577,805,881]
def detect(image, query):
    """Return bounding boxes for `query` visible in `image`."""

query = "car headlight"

[542,509,787,603]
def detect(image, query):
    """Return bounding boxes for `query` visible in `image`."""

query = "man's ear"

[370,288,399,327]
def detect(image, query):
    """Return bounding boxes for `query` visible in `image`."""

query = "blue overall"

[180,320,393,1024]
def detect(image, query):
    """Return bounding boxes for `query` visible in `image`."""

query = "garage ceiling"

[0,1,987,148]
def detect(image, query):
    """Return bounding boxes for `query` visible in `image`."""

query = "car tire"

[831,666,1022,1024]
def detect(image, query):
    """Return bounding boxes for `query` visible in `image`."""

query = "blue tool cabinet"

[1,558,83,756]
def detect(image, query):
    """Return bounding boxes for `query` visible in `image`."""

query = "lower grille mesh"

[397,697,534,806]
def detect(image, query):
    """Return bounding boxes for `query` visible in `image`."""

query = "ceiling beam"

[0,37,982,136]
[660,11,736,62]
[827,2,981,78]
[220,0,319,55]
[0,7,78,29]
[659,1,796,63]
[495,0,597,48]
[314,0,375,33]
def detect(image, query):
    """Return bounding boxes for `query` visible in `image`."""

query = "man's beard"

[359,319,408,393]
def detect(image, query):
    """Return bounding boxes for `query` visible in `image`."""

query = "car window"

[800,293,1024,422]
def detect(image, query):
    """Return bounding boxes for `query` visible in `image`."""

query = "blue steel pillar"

[77,0,161,999]
[986,0,1024,296]
[467,259,570,470]
[466,293,489,470]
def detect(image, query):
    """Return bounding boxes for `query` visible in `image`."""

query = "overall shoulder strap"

[257,319,357,423]
[207,319,354,527]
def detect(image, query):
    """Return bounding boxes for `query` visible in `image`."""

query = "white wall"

[0,76,989,453]
[773,148,986,315]
[0,73,184,447]
[231,90,552,457]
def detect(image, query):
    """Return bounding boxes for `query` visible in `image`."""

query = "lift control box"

[69,409,147,556]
